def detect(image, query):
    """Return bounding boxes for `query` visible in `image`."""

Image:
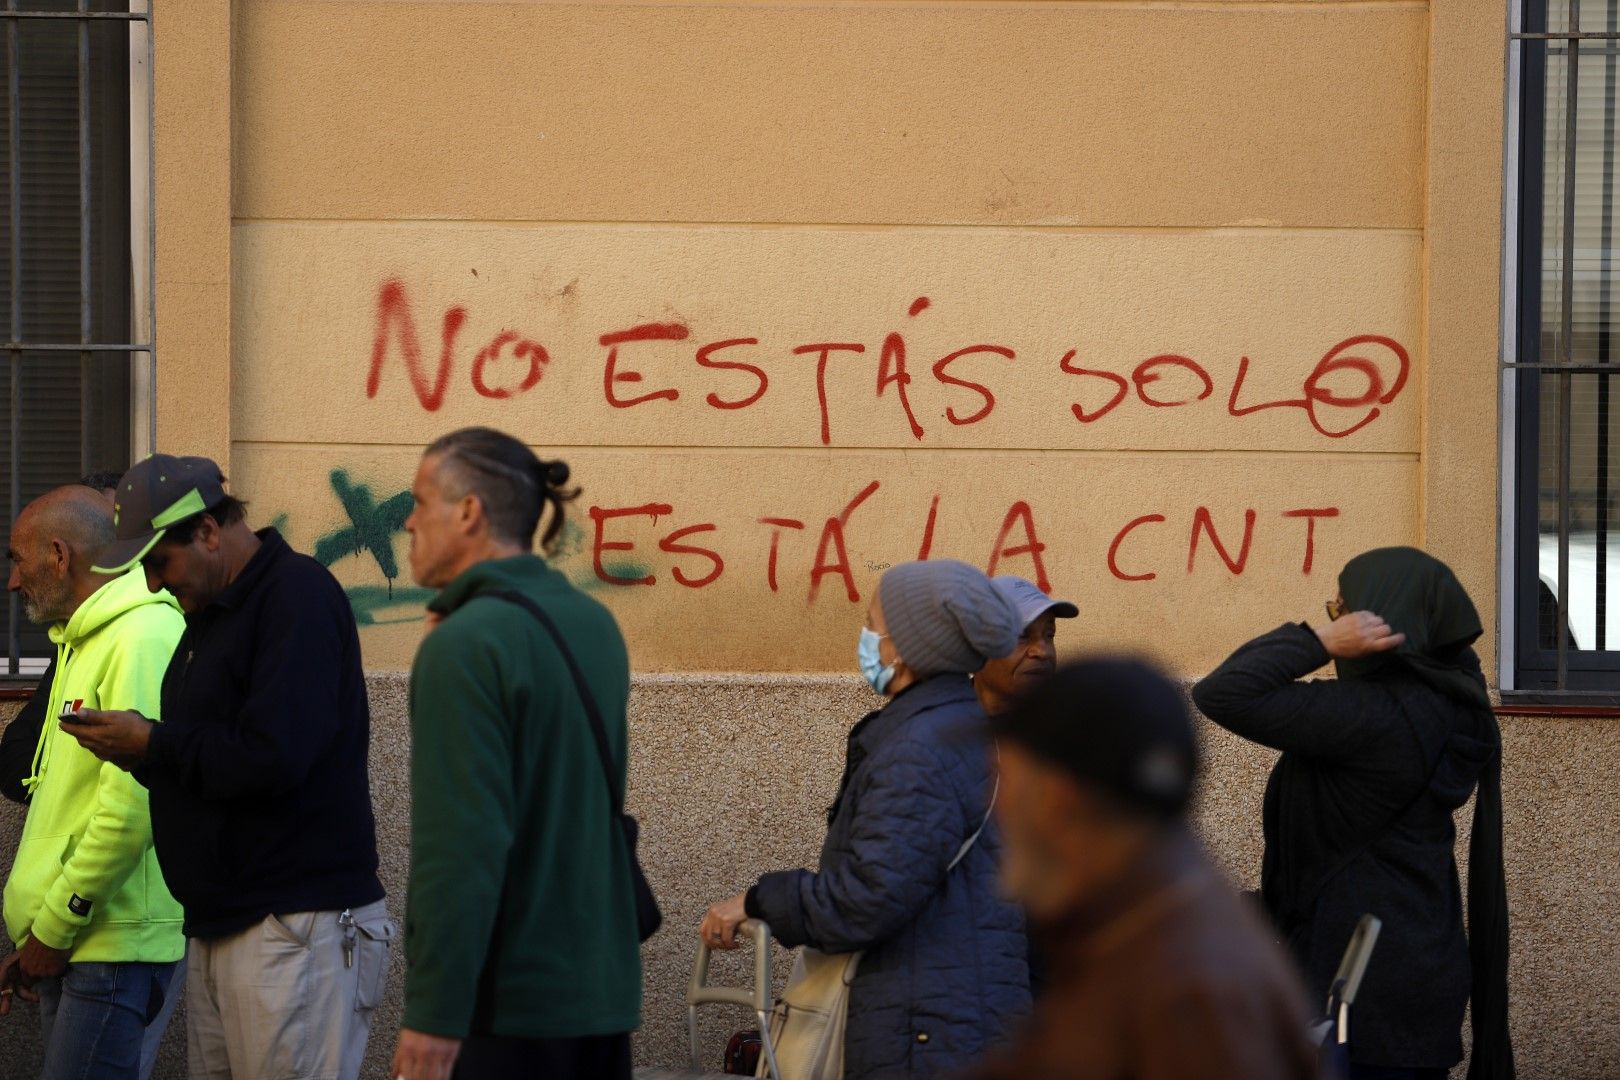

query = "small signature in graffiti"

[864,560,892,572]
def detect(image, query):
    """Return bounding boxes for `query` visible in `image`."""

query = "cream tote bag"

[758,780,998,1080]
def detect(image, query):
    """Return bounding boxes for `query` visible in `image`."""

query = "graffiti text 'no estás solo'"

[364,281,1410,444]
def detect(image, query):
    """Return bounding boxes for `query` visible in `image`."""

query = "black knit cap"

[997,657,1199,820]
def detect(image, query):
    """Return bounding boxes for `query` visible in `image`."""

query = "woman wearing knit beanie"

[699,560,1034,1079]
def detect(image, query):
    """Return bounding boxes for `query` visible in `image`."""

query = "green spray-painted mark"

[578,560,653,592]
[550,518,588,564]
[280,469,654,616]
[312,469,414,598]
[548,519,654,589]
[342,584,439,626]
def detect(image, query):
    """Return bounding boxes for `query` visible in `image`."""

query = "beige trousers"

[185,900,395,1080]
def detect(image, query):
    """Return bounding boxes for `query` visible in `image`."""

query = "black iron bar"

[78,0,90,476]
[6,0,20,678]
[1597,1,1617,651]
[2,341,148,351]
[0,11,147,20]
[142,2,154,455]
[1557,1,1581,688]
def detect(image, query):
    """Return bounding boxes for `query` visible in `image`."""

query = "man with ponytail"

[392,428,641,1080]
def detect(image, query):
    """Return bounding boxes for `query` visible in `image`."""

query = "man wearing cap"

[974,576,1079,720]
[962,658,1318,1080]
[0,484,185,1080]
[974,576,1079,996]
[59,454,393,1080]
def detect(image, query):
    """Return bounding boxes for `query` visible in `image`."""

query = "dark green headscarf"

[1337,546,1491,709]
[1338,546,1515,1080]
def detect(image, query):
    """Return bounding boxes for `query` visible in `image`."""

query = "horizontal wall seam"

[256,1,1429,13]
[230,217,1427,237]
[231,439,1421,462]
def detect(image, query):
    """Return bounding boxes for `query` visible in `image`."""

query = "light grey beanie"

[877,559,1022,678]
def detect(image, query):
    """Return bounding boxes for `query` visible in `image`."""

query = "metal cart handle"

[1329,913,1383,1009]
[1325,913,1383,1048]
[687,919,780,1079]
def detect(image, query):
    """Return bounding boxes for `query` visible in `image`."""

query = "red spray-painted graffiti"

[583,481,1342,603]
[364,280,1411,443]
[361,280,1388,604]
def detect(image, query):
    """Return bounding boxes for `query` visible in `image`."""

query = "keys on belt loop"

[339,908,356,969]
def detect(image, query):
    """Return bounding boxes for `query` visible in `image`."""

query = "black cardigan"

[1193,624,1500,1071]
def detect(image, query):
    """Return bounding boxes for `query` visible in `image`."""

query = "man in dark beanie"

[962,658,1320,1080]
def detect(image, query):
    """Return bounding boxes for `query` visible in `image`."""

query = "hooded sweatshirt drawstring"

[24,569,168,794]
[2,565,185,963]
[22,640,71,796]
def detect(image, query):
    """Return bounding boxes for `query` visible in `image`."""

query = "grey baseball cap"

[991,576,1079,629]
[93,454,227,574]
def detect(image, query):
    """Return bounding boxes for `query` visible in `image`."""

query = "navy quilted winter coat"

[750,675,1031,1079]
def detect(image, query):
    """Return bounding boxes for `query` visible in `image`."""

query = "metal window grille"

[0,1,154,680]
[1510,0,1620,696]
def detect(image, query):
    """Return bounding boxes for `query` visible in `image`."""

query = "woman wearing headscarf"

[699,560,1032,1079]
[1193,547,1513,1080]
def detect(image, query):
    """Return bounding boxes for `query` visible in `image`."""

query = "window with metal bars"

[0,1,152,680]
[1511,0,1620,695]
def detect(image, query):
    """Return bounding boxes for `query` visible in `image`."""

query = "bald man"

[0,486,186,1080]
[1,472,123,804]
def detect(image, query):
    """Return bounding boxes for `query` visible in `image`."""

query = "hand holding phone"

[56,707,154,771]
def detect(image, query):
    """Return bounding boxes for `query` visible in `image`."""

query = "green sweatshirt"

[403,555,641,1039]
[3,569,185,961]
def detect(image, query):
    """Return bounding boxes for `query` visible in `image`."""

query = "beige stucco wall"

[153,0,231,470]
[235,222,1427,670]
[223,0,1437,672]
[233,3,1426,228]
[2,684,1617,1079]
[1423,0,1507,671]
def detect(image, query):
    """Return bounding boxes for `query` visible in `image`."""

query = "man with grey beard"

[0,485,186,1080]
[1,473,123,806]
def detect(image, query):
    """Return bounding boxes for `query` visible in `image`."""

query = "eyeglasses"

[1325,598,1346,622]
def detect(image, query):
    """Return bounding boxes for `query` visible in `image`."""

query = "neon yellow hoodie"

[2,568,185,961]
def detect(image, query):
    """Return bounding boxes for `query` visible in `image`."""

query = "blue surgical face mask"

[858,627,897,695]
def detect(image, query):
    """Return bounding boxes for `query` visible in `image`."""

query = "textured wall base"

[0,677,1615,1079]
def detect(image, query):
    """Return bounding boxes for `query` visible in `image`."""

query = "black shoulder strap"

[482,589,624,811]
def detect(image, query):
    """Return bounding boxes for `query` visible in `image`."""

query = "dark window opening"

[0,3,150,679]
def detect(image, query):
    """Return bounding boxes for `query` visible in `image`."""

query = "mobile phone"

[58,699,86,724]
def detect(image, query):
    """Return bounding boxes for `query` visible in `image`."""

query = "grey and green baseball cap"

[93,454,227,573]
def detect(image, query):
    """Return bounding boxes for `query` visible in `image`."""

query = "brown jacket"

[962,831,1320,1080]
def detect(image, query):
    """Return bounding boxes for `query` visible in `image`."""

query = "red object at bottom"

[724,1030,762,1075]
